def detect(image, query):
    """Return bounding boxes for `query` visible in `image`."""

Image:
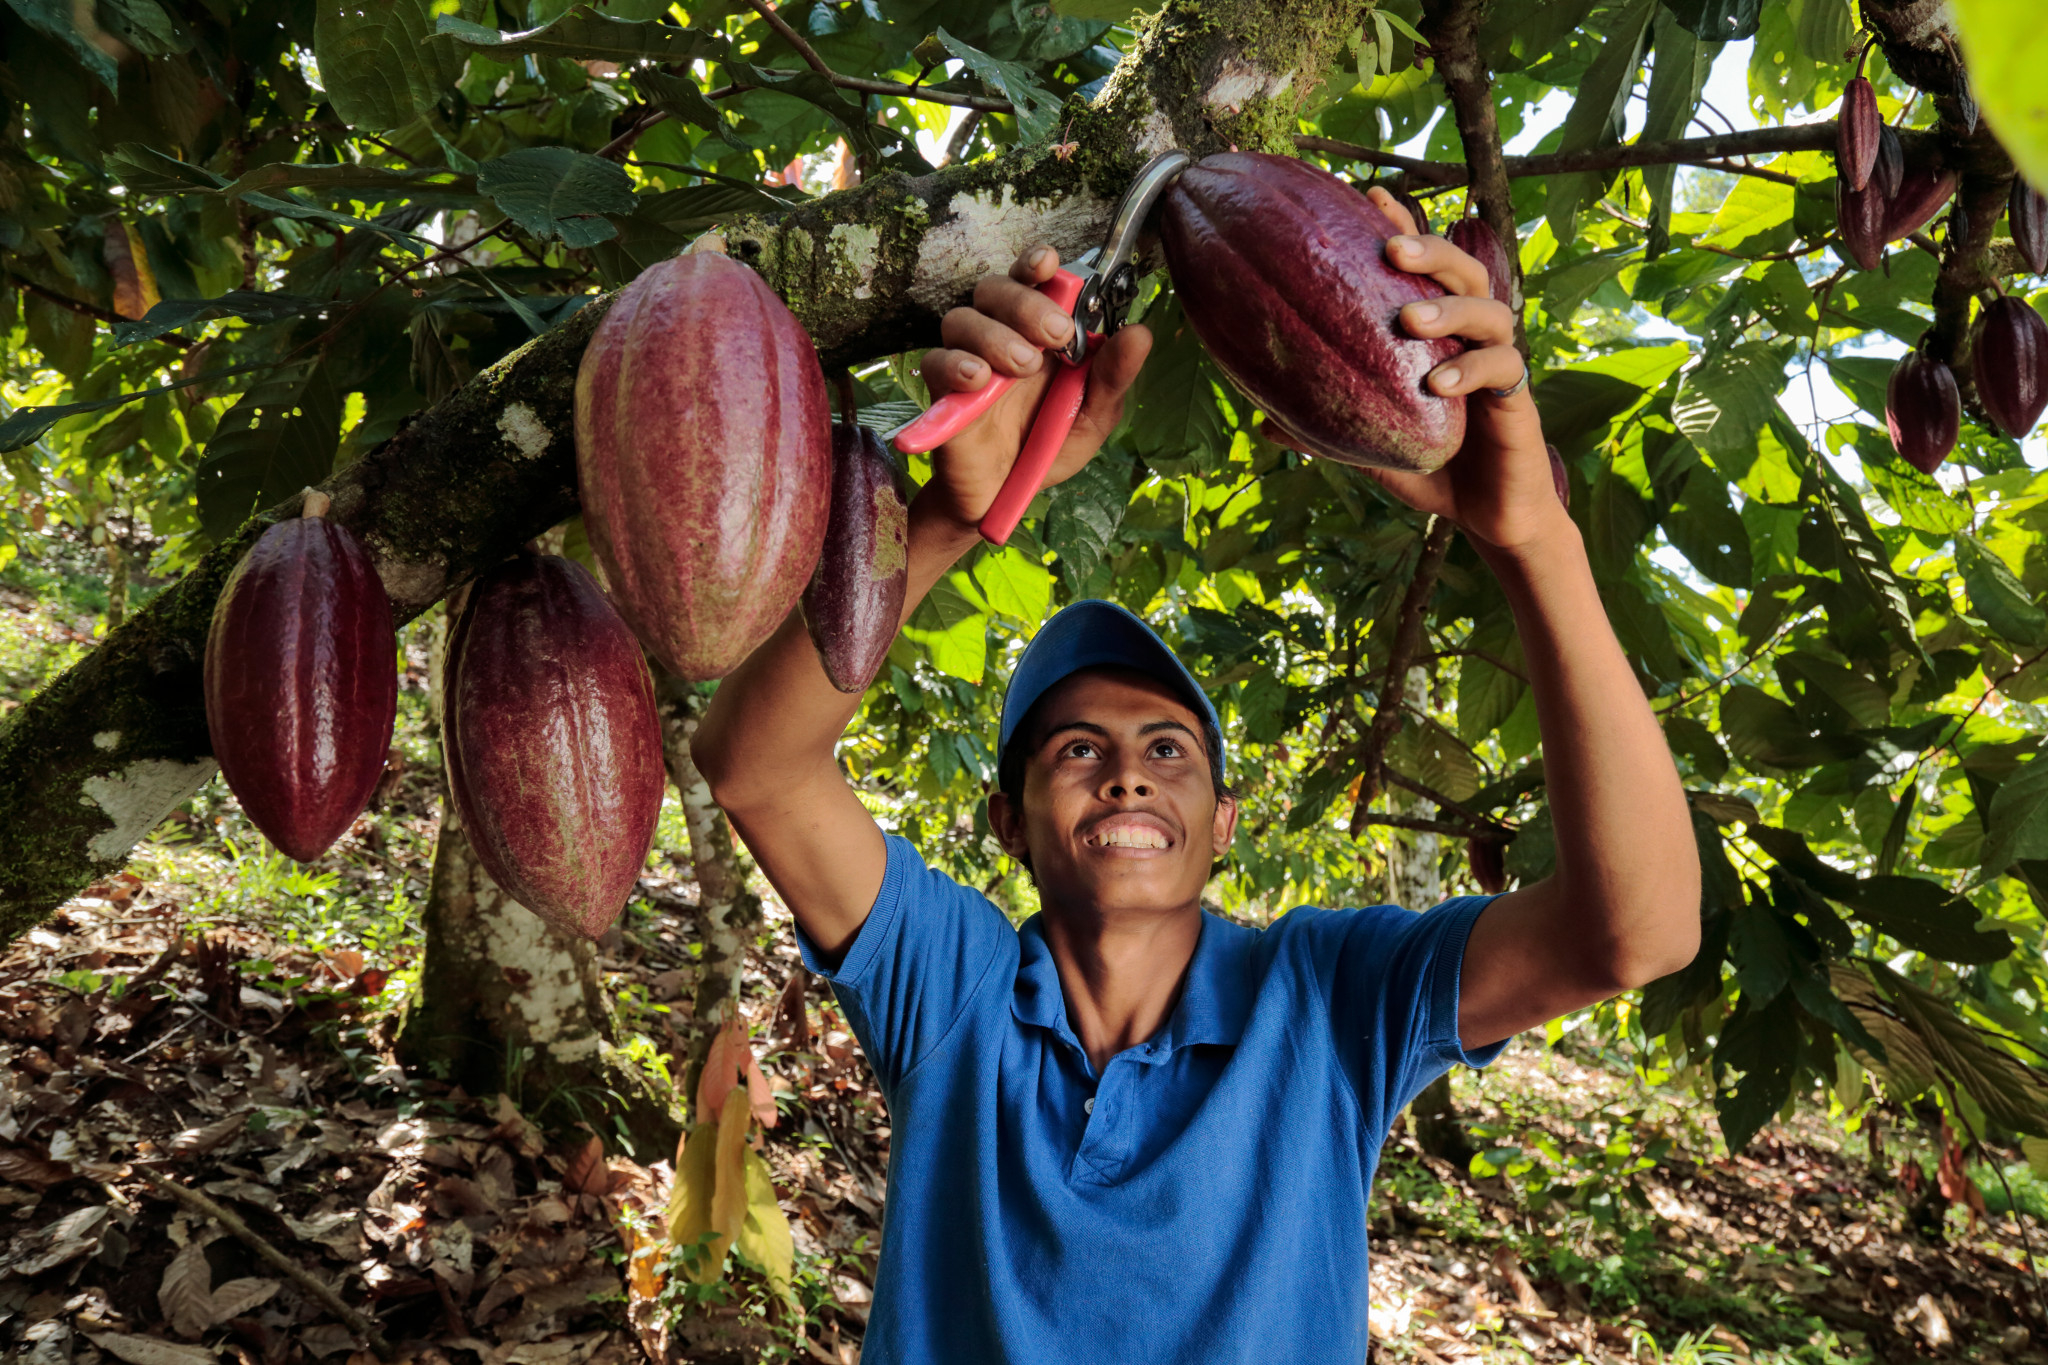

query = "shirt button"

[1083,1097,1095,1114]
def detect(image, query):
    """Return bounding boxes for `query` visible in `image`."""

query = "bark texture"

[0,0,1376,945]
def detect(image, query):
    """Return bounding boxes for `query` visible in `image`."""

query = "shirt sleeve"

[1317,895,1507,1136]
[792,834,1014,1095]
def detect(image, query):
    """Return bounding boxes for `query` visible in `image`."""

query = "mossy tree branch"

[0,0,1375,946]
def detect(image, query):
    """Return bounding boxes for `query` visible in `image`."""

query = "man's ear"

[1210,792,1239,859]
[987,789,1029,860]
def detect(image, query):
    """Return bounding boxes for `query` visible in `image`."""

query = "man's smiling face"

[988,667,1236,921]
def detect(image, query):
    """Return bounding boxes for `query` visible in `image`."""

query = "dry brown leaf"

[207,1277,280,1323]
[4,1204,110,1276]
[84,1332,218,1365]
[562,1136,610,1197]
[168,1108,252,1158]
[0,1145,74,1188]
[157,1240,215,1338]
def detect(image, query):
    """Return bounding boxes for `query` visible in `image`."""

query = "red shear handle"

[978,349,1094,546]
[892,269,1086,456]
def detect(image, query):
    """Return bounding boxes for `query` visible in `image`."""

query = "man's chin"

[1035,860,1206,917]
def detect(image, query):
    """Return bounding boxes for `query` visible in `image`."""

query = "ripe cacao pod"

[204,493,396,863]
[1837,77,1881,193]
[1873,124,1904,201]
[1467,836,1508,896]
[1882,163,1961,243]
[1385,185,1432,236]
[1837,177,1887,271]
[1885,344,1961,475]
[1546,443,1571,508]
[1159,152,1465,473]
[445,550,665,940]
[575,251,831,681]
[1973,295,2048,440]
[802,424,909,693]
[1448,216,1513,307]
[2012,177,2048,276]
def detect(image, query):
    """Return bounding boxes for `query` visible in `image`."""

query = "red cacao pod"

[1448,216,1513,306]
[1885,345,1961,475]
[1973,295,2048,440]
[1546,443,1571,508]
[1385,185,1432,236]
[802,424,909,693]
[2012,177,2048,276]
[1837,176,1887,271]
[1882,163,1961,243]
[446,551,665,940]
[1160,152,1465,473]
[1467,836,1508,895]
[1873,124,1904,202]
[575,251,831,681]
[1837,77,1881,193]
[204,494,396,863]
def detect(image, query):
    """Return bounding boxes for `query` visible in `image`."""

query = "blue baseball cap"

[999,600,1226,782]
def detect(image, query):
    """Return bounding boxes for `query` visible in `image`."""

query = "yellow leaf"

[666,1118,720,1269]
[102,222,160,322]
[736,1146,795,1298]
[708,1086,752,1266]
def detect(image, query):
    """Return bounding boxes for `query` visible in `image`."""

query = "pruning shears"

[892,149,1193,546]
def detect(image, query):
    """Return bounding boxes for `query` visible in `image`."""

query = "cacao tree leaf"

[1746,825,2014,963]
[1639,906,1729,1037]
[1044,451,1130,589]
[904,573,987,683]
[1957,532,2048,649]
[1718,684,1839,771]
[972,545,1053,624]
[0,358,280,453]
[1866,962,2048,1136]
[1804,451,1928,661]
[1123,294,1233,473]
[1775,652,1889,731]
[1697,174,1794,250]
[2,0,120,88]
[314,0,478,133]
[195,363,345,544]
[735,1146,795,1296]
[1980,753,2048,875]
[1661,464,1752,589]
[1640,10,1714,255]
[434,8,728,64]
[936,28,1063,142]
[1666,716,1729,781]
[1727,894,1798,1003]
[1673,344,1779,458]
[1545,0,1657,242]
[1951,0,2048,195]
[113,290,328,348]
[476,149,637,248]
[1713,990,1798,1152]
[1661,0,1760,41]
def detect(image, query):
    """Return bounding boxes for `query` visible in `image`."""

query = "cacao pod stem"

[301,488,331,519]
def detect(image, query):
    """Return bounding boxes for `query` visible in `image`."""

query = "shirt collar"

[1011,910,1256,1063]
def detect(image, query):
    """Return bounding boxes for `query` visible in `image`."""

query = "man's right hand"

[914,245,1152,533]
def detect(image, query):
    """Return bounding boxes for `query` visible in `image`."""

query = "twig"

[1351,811,1492,838]
[937,109,985,168]
[597,110,669,161]
[1428,644,1528,683]
[1297,124,1870,190]
[1,270,193,351]
[132,1165,394,1359]
[739,0,1014,112]
[1385,767,1510,834]
[1356,517,1456,807]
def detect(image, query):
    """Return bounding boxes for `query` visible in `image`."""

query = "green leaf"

[1981,755,2048,875]
[1806,452,1926,660]
[1661,464,1752,589]
[1713,991,1798,1151]
[1719,684,1833,771]
[1952,0,2048,195]
[113,291,328,348]
[1747,825,2015,963]
[1673,344,1779,458]
[1045,453,1129,589]
[972,546,1053,624]
[1123,294,1233,473]
[434,8,726,63]
[1545,0,1657,242]
[1662,0,1761,41]
[1958,532,2048,649]
[1727,895,1799,1003]
[904,574,987,683]
[314,0,477,133]
[476,148,637,248]
[1640,10,1714,254]
[2,0,119,89]
[0,358,281,453]
[936,28,1064,143]
[195,364,345,543]
[1866,962,2048,1137]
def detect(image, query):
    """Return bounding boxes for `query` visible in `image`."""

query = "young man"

[692,188,1702,1362]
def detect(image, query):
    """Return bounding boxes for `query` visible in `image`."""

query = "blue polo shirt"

[798,835,1505,1364]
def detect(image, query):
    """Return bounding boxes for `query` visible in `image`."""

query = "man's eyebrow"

[1141,719,1207,754]
[1038,720,1110,748]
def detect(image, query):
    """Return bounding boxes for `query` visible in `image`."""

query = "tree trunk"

[396,598,679,1158]
[0,0,1375,946]
[1387,667,1442,912]
[104,538,127,633]
[653,670,763,1105]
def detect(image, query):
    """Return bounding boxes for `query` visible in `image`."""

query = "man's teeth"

[1090,827,1168,848]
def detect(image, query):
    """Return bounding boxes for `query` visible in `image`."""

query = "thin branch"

[1351,811,1491,838]
[1385,767,1511,834]
[1428,644,1528,683]
[2,270,192,351]
[739,0,1015,112]
[1297,124,1866,190]
[597,110,669,161]
[134,1166,394,1358]
[1355,517,1457,811]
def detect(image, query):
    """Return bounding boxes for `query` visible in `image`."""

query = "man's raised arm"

[690,247,1151,964]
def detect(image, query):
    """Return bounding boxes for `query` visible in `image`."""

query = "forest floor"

[2,570,2047,1365]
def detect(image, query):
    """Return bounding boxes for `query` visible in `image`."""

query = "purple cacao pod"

[1838,77,1881,193]
[1448,217,1514,306]
[2012,177,2048,276]
[1546,443,1571,508]
[802,424,909,693]
[1160,152,1466,473]
[1885,346,1961,475]
[1873,124,1905,202]
[1837,177,1887,271]
[575,251,831,681]
[1973,295,2048,440]
[204,495,397,863]
[446,550,666,940]
[1386,185,1432,236]
[1882,164,1961,243]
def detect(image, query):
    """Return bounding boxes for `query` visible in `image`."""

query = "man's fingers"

[1383,233,1489,299]
[973,274,1076,354]
[1010,244,1060,285]
[1424,343,1526,398]
[919,346,993,398]
[1399,295,1516,349]
[1365,186,1419,237]
[940,305,1046,378]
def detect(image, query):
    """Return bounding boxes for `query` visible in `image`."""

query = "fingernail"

[961,357,986,378]
[1435,366,1461,389]
[1407,302,1440,323]
[1394,237,1421,255]
[1010,342,1040,368]
[1047,314,1075,342]
[1029,247,1050,268]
